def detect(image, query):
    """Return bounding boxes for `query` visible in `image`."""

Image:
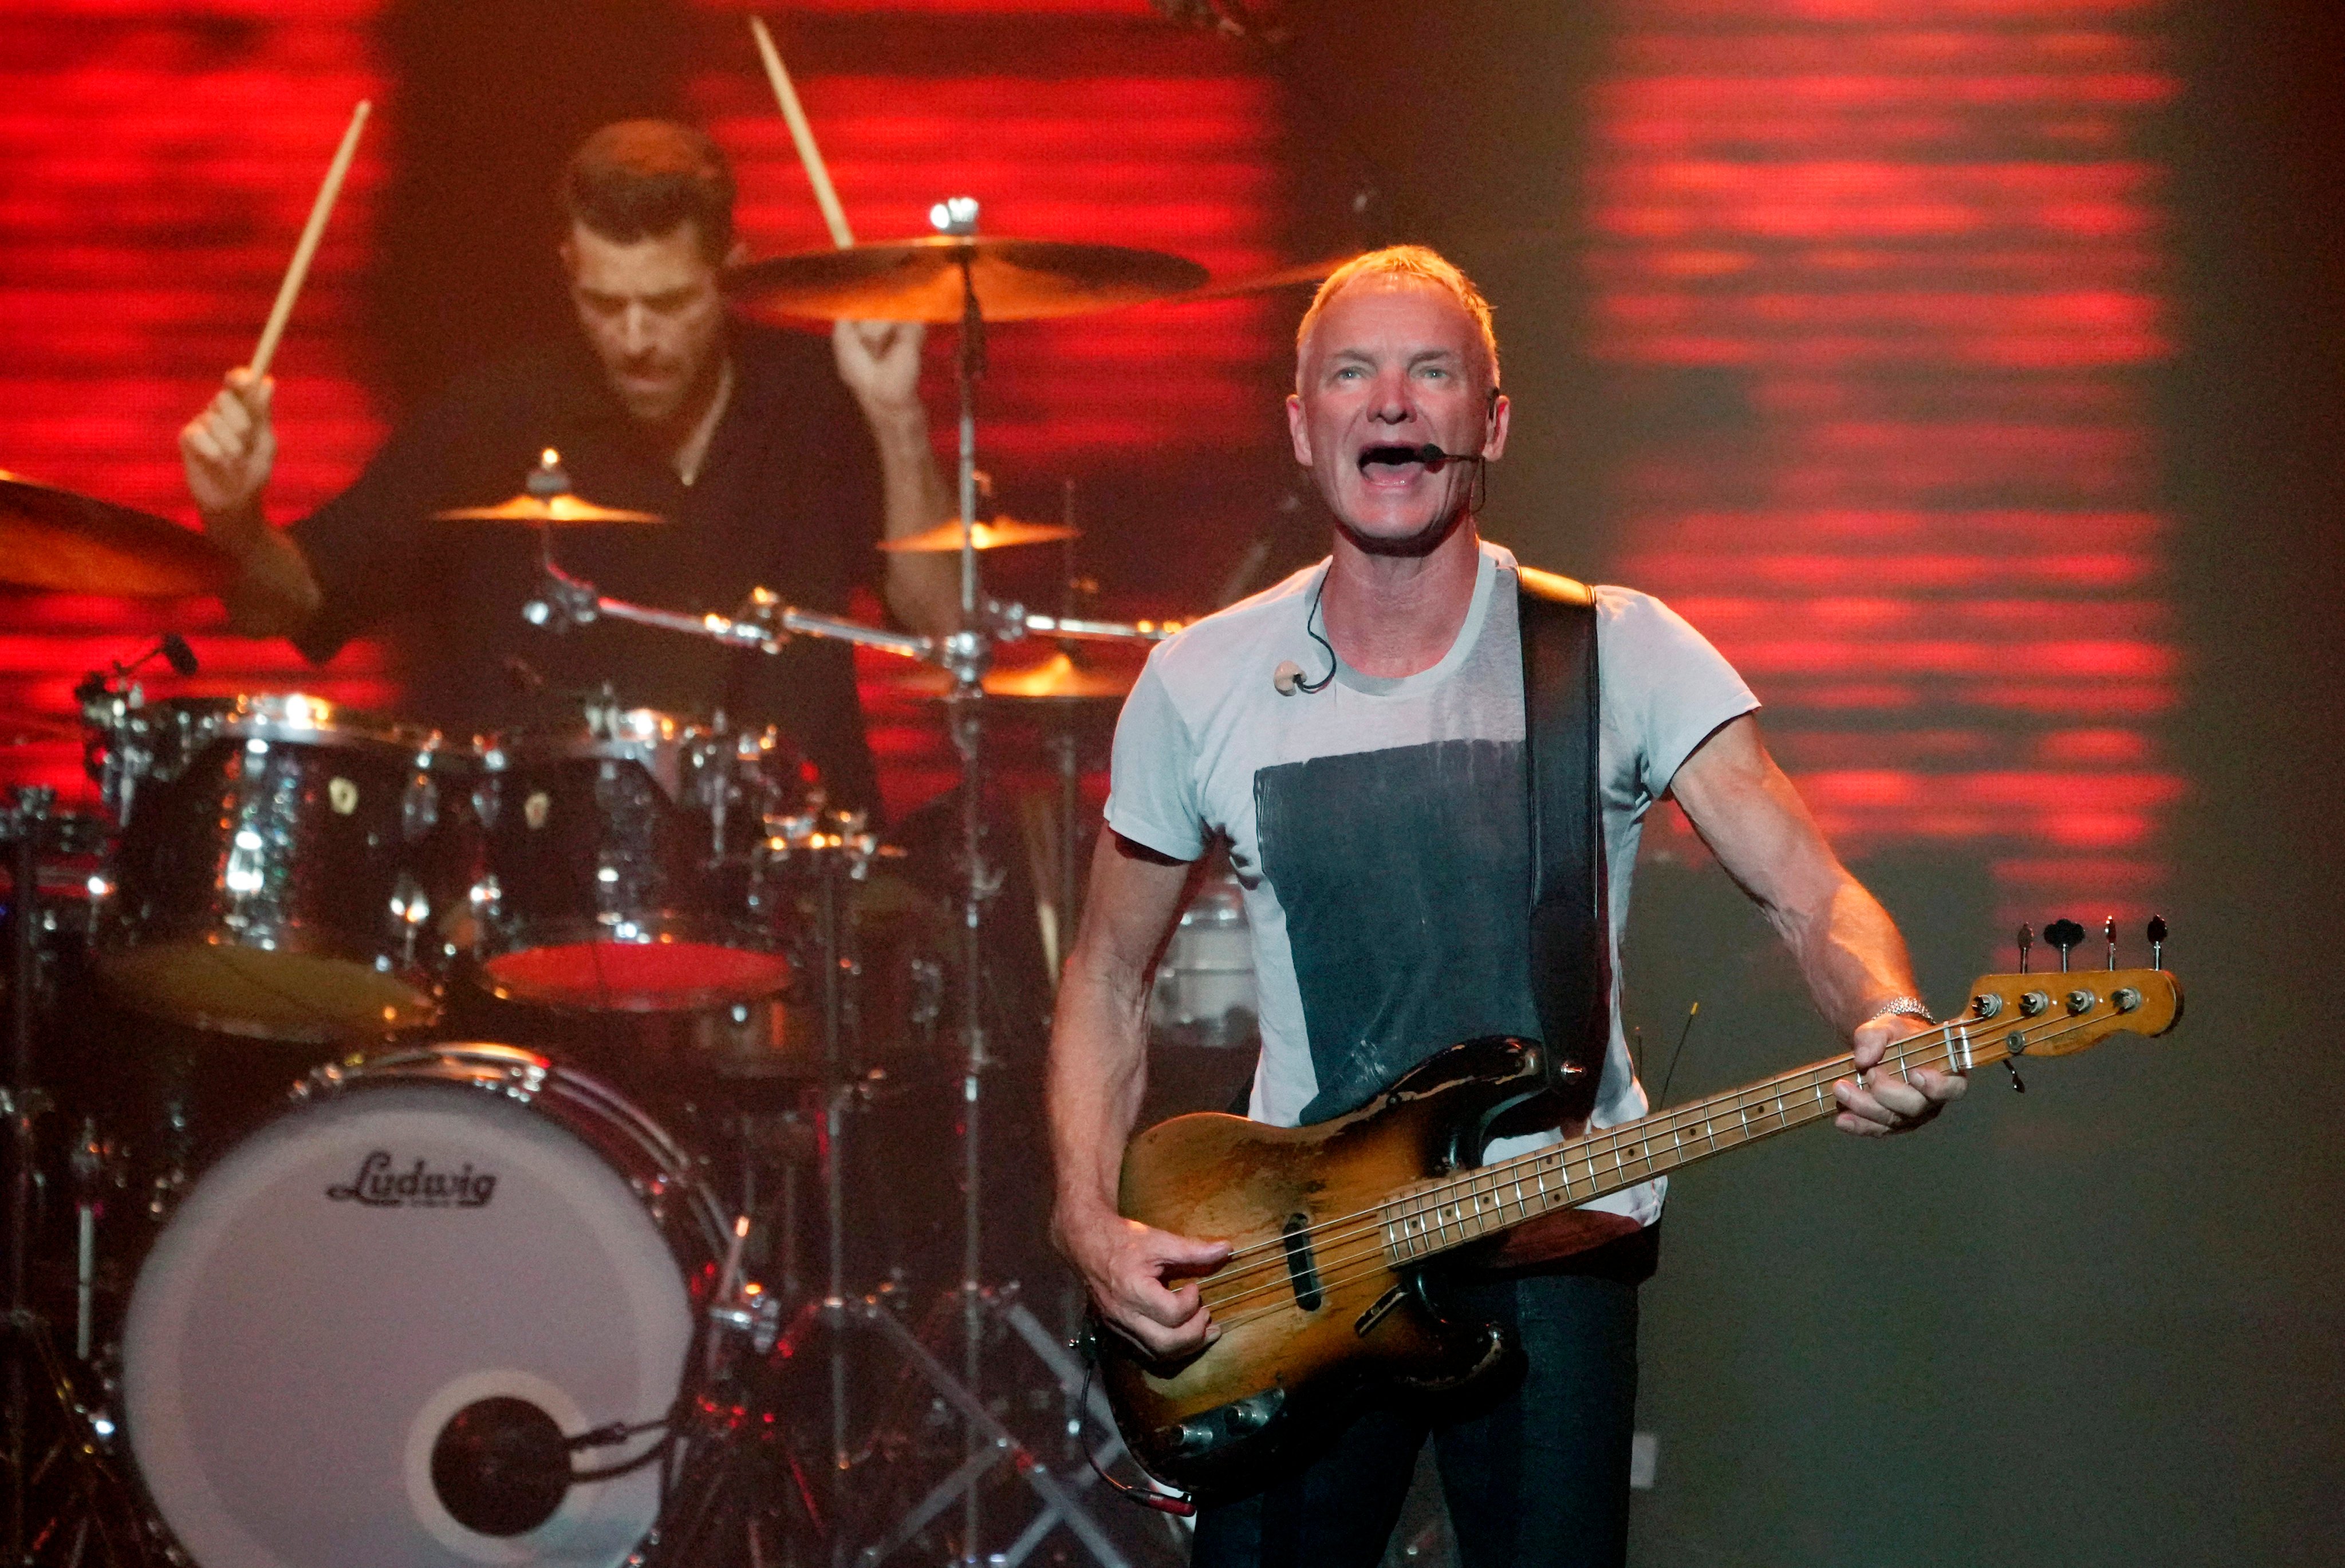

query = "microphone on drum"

[159,633,198,677]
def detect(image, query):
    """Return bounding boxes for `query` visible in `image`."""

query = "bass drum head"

[121,1074,700,1568]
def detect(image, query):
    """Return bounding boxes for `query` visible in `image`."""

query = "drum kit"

[0,213,1290,1568]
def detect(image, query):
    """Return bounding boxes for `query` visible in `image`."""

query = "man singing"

[1048,247,1966,1567]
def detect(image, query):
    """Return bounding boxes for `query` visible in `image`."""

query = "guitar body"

[1100,1038,1557,1501]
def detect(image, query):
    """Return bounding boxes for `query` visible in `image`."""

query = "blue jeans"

[1189,1237,1650,1568]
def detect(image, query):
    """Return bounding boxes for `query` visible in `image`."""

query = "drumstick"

[749,15,855,249]
[249,98,371,380]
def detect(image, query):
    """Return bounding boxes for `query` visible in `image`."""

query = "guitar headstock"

[1956,967,2182,1059]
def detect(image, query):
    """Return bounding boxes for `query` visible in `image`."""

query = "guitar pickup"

[1282,1214,1324,1312]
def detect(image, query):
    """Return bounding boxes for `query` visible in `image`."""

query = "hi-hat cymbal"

[0,471,233,597]
[878,518,1079,554]
[433,493,667,526]
[729,236,1211,324]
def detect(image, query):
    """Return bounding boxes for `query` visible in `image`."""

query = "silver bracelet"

[1865,994,1934,1025]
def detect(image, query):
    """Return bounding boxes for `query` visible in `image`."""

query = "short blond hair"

[1294,245,1500,391]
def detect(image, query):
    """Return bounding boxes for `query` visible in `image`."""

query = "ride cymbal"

[878,518,1079,554]
[729,236,1209,324]
[0,471,233,597]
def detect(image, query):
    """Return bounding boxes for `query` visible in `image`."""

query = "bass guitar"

[1097,964,2184,1502]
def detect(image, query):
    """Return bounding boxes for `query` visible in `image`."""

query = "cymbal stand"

[2,790,155,1568]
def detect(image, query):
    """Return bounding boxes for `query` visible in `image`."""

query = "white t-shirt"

[1105,540,1757,1227]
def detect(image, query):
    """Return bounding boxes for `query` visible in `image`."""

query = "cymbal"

[881,651,1139,705]
[433,493,667,526]
[729,236,1211,324]
[0,471,233,597]
[878,518,1079,554]
[983,652,1140,702]
[1182,252,1363,300]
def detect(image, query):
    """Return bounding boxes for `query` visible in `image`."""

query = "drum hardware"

[4,787,160,1568]
[523,210,1181,1566]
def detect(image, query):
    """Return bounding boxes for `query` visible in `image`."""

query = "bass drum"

[120,1045,725,1568]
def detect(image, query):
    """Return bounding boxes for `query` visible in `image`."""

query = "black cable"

[1654,1001,1700,1111]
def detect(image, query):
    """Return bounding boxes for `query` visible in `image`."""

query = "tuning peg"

[2146,914,2167,969]
[2103,915,2118,971]
[2016,923,2034,975]
[2043,918,2085,972]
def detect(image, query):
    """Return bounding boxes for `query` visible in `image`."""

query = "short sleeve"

[1596,586,1760,809]
[1102,654,1207,862]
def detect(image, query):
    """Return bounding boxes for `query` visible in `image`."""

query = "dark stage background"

[2,1,2340,1563]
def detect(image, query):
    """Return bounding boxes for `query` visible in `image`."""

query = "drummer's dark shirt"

[290,319,885,808]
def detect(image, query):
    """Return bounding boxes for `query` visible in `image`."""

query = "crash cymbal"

[729,236,1210,324]
[878,518,1079,554]
[0,471,233,597]
[433,493,667,526]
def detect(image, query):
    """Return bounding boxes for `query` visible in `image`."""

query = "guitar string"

[1195,1044,1958,1318]
[1193,1015,1972,1280]
[1188,1030,1964,1313]
[1202,1014,2113,1336]
[1192,1009,2116,1324]
[1187,1022,1974,1306]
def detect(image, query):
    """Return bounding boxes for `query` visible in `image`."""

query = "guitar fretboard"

[1380,1021,1989,1264]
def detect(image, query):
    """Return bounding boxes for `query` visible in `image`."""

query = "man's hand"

[179,368,276,533]
[1832,1014,1967,1138]
[1055,1203,1232,1360]
[832,319,925,416]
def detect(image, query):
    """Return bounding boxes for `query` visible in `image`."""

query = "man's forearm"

[208,507,322,639]
[1046,958,1154,1232]
[1782,874,1926,1037]
[865,402,958,634]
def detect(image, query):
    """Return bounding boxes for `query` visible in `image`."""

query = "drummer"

[178,119,959,810]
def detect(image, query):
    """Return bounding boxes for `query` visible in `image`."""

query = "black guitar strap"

[1518,566,1609,1125]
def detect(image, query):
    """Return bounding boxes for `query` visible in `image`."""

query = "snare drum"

[120,1044,724,1568]
[93,694,467,1042]
[469,708,806,1012]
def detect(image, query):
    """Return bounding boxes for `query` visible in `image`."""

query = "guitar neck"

[1385,1017,2002,1265]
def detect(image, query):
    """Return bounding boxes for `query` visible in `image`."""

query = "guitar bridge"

[1282,1214,1325,1312]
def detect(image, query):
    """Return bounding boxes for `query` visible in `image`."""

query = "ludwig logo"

[326,1151,498,1208]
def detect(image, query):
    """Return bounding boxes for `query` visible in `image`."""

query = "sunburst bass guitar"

[1097,966,2184,1502]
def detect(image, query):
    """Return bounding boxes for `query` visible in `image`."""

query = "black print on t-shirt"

[1254,738,1542,1124]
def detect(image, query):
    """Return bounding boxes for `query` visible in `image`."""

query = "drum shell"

[94,701,471,1042]
[468,719,805,1013]
[117,1044,724,1568]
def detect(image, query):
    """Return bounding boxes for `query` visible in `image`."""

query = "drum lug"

[471,774,501,832]
[401,772,440,842]
[389,872,432,959]
[467,876,504,942]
